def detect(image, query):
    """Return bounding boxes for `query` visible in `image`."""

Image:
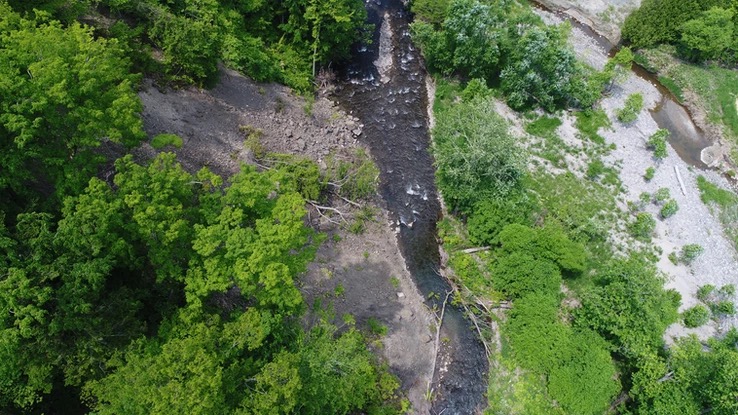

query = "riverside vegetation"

[413,0,738,414]
[623,0,738,154]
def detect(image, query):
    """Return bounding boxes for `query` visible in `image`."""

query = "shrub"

[653,188,671,204]
[644,167,656,181]
[660,199,679,219]
[697,175,738,208]
[647,129,669,159]
[587,160,606,179]
[710,301,736,316]
[467,193,534,245]
[616,93,644,123]
[493,252,562,299]
[668,252,679,265]
[682,305,711,328]
[525,116,562,138]
[433,97,524,211]
[697,285,716,302]
[629,212,656,241]
[506,293,567,373]
[151,133,183,149]
[679,244,704,264]
[719,284,736,296]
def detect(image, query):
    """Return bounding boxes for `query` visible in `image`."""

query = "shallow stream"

[334,0,488,413]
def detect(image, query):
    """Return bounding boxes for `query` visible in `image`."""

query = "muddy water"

[333,0,487,413]
[531,1,712,168]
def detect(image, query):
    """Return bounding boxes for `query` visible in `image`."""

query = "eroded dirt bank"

[135,68,435,413]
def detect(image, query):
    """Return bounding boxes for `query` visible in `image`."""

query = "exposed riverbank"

[535,6,738,339]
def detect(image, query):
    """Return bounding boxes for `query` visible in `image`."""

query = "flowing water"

[334,1,488,413]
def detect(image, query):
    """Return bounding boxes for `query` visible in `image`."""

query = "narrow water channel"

[531,1,713,169]
[334,0,488,413]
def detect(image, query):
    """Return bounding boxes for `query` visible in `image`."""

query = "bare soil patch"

[135,67,434,412]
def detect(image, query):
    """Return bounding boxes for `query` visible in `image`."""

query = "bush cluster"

[623,0,738,65]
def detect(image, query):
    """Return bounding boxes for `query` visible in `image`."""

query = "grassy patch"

[574,109,610,144]
[525,116,562,138]
[697,175,738,208]
[658,76,684,103]
[697,175,738,248]
[151,133,183,149]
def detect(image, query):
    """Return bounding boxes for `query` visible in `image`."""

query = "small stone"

[396,292,405,299]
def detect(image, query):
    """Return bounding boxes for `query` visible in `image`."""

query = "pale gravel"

[535,0,642,44]
[536,6,738,340]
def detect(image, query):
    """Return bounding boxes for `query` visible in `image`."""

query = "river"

[334,0,488,413]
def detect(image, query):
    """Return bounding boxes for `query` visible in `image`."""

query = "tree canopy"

[0,153,399,413]
[0,4,144,203]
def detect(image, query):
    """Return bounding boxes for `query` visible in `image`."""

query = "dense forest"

[0,1,408,414]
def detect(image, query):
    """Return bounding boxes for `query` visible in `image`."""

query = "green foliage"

[710,300,736,316]
[411,0,451,26]
[576,256,680,359]
[149,8,222,85]
[629,212,657,241]
[442,0,506,79]
[680,244,705,264]
[460,77,493,101]
[586,159,606,180]
[467,191,534,245]
[547,329,620,415]
[697,284,717,302]
[366,317,388,336]
[719,284,736,296]
[413,0,590,111]
[654,187,671,204]
[501,24,582,111]
[644,166,656,181]
[98,0,369,89]
[697,175,738,208]
[682,304,711,327]
[0,153,381,411]
[493,251,562,299]
[595,47,635,94]
[324,149,379,201]
[616,93,645,123]
[575,109,610,144]
[660,199,679,218]
[506,293,566,373]
[658,76,685,102]
[0,8,145,201]
[531,172,616,247]
[680,7,735,62]
[647,129,670,159]
[432,97,524,211]
[505,293,620,414]
[151,133,183,149]
[497,224,586,275]
[622,0,729,48]
[525,116,562,137]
